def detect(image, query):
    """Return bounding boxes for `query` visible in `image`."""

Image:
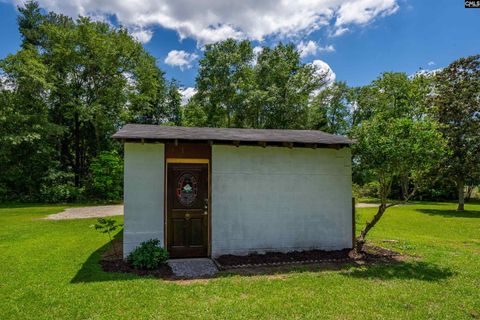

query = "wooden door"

[167,162,208,258]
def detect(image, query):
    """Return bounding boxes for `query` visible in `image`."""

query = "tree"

[431,55,480,211]
[351,72,436,201]
[195,39,253,127]
[192,40,327,129]
[165,80,183,126]
[94,218,123,256]
[0,1,170,201]
[254,44,326,129]
[352,113,445,252]
[309,81,352,134]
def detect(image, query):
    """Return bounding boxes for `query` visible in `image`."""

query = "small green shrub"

[40,169,84,203]
[353,181,379,199]
[127,239,169,270]
[94,218,123,256]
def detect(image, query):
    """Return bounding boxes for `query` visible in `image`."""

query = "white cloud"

[131,29,153,43]
[21,0,400,45]
[331,26,349,37]
[297,41,318,58]
[310,60,336,95]
[179,87,197,105]
[164,50,198,70]
[335,0,399,26]
[427,61,435,66]
[253,46,264,56]
[297,41,335,58]
[319,44,335,53]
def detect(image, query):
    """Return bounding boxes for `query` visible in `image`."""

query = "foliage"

[353,182,379,199]
[351,72,446,250]
[127,239,169,270]
[0,1,177,201]
[40,168,84,203]
[194,40,326,129]
[431,54,480,211]
[89,151,123,200]
[309,81,352,135]
[94,217,123,256]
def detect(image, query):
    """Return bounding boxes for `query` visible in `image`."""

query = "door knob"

[185,213,191,220]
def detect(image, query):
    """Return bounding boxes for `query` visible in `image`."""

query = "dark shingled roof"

[113,124,352,146]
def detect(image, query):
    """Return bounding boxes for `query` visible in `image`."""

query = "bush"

[353,181,379,199]
[40,169,84,203]
[127,239,169,270]
[89,150,123,200]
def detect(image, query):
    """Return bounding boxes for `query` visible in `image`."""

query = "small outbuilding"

[113,124,354,258]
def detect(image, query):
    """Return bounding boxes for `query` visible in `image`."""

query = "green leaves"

[127,239,169,270]
[193,40,326,129]
[94,218,122,234]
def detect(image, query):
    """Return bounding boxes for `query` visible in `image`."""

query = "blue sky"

[0,0,479,98]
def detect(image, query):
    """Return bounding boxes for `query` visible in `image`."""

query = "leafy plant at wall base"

[94,218,123,257]
[127,239,169,270]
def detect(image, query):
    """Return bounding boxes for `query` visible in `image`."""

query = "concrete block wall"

[123,143,165,258]
[211,145,352,257]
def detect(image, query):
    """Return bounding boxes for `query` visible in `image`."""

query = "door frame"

[164,157,211,257]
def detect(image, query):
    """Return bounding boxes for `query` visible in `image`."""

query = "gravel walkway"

[168,258,218,278]
[44,205,123,220]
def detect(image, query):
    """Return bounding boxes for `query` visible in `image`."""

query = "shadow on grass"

[71,234,455,283]
[340,261,454,281]
[416,208,480,218]
[70,233,140,283]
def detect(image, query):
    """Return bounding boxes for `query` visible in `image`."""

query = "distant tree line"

[1,2,479,211]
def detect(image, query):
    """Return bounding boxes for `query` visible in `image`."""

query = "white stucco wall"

[211,145,352,257]
[123,143,164,258]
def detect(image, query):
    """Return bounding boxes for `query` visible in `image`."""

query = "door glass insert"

[176,172,198,206]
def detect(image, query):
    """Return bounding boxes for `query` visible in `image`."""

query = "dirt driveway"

[44,205,123,220]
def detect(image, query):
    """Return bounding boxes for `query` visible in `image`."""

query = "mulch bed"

[99,238,404,278]
[215,245,402,269]
[100,259,173,278]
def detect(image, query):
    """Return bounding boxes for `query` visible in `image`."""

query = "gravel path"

[356,203,380,208]
[44,205,123,220]
[168,258,218,278]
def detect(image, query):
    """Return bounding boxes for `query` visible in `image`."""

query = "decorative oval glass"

[176,173,198,206]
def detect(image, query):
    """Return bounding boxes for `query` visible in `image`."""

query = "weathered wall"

[123,143,164,258]
[211,145,352,257]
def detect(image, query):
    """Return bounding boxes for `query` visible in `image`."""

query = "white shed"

[113,124,353,258]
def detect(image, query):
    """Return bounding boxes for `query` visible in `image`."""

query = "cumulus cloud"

[297,41,318,58]
[310,60,336,95]
[312,59,336,83]
[179,87,197,105]
[319,44,335,53]
[131,29,153,43]
[297,41,335,58]
[18,0,400,45]
[164,50,198,70]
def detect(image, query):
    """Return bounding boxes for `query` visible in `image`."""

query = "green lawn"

[0,202,479,319]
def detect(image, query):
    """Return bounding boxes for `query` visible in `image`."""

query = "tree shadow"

[416,208,480,218]
[340,260,454,281]
[71,235,454,283]
[70,232,141,283]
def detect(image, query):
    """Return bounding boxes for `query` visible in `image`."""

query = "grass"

[0,202,479,319]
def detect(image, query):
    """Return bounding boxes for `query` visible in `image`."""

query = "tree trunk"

[74,112,80,188]
[465,185,474,202]
[354,203,387,253]
[457,178,465,211]
[400,173,409,201]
